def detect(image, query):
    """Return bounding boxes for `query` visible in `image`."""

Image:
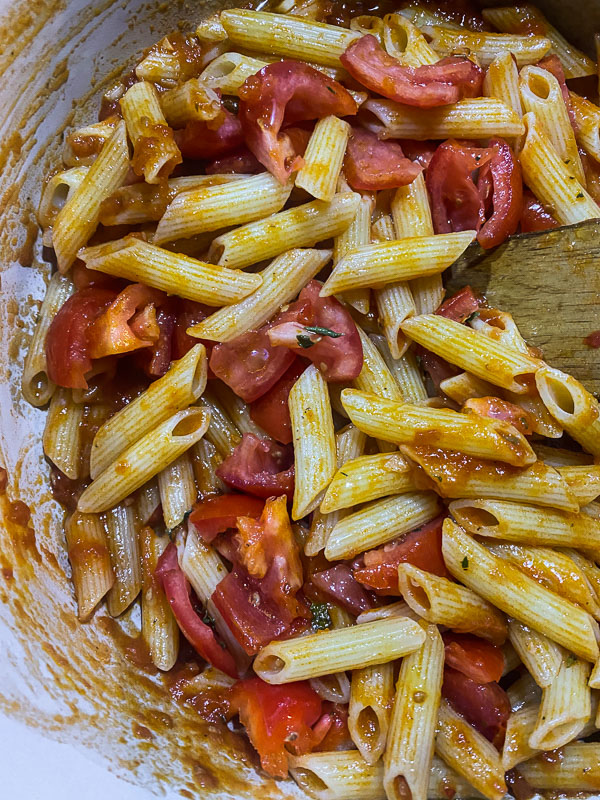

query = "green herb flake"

[565,654,578,668]
[461,556,469,570]
[297,333,315,349]
[577,192,585,199]
[202,610,216,629]
[326,86,336,94]
[310,602,332,631]
[305,325,342,338]
[465,311,480,323]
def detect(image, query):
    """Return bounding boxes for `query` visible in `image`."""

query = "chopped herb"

[577,192,585,199]
[310,602,332,631]
[326,86,336,94]
[565,654,578,668]
[465,310,480,323]
[340,471,348,477]
[461,556,469,570]
[565,159,571,164]
[305,325,342,338]
[503,433,522,446]
[520,417,528,426]
[434,475,443,483]
[297,333,315,349]
[202,610,216,630]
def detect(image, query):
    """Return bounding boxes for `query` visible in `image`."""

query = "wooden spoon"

[446,219,600,394]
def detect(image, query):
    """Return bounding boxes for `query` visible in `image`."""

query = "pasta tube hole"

[191,356,206,396]
[525,71,552,100]
[355,705,381,746]
[25,371,50,403]
[405,578,431,612]
[543,375,576,416]
[290,768,328,796]
[391,775,413,800]
[453,506,499,530]
[171,410,209,438]
[533,720,586,751]
[257,654,285,674]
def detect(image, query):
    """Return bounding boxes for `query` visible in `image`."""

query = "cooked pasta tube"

[507,672,542,711]
[325,491,439,561]
[289,364,337,520]
[219,9,360,67]
[341,390,536,466]
[570,92,600,164]
[559,465,600,505]
[157,453,197,531]
[65,512,114,621]
[139,525,179,671]
[450,499,600,547]
[363,97,524,141]
[353,327,403,403]
[38,166,89,227]
[289,751,384,800]
[159,79,221,127]
[502,705,539,770]
[507,619,563,688]
[428,756,483,800]
[489,544,600,617]
[62,119,118,168]
[563,550,600,612]
[321,452,414,514]
[436,700,507,800]
[536,366,600,456]
[408,449,577,511]
[42,388,83,480]
[90,344,206,479]
[439,372,495,405]
[529,656,590,750]
[442,519,600,663]
[195,13,227,41]
[349,663,394,764]
[384,623,443,800]
[372,338,428,404]
[519,742,600,790]
[520,66,584,182]
[519,112,600,226]
[401,314,541,394]
[120,81,180,183]
[52,120,130,272]
[135,41,180,86]
[253,616,426,683]
[350,14,384,39]
[332,193,372,315]
[199,52,270,95]
[483,52,523,119]
[199,390,242,459]
[305,424,365,556]
[79,408,211,514]
[311,673,351,704]
[532,443,593,467]
[102,503,141,617]
[371,213,396,242]
[136,480,160,526]
[209,382,266,439]
[320,231,476,296]
[296,116,350,201]
[207,192,359,269]
[383,13,438,66]
[482,5,596,79]
[81,237,261,305]
[154,172,292,244]
[374,282,415,361]
[425,26,550,67]
[189,249,332,341]
[398,564,507,644]
[398,4,463,29]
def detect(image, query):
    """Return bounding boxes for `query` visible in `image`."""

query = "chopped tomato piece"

[155,543,237,678]
[216,433,294,500]
[189,494,264,543]
[463,397,534,436]
[344,127,421,191]
[477,138,523,250]
[309,564,376,615]
[249,360,306,445]
[354,515,446,595]
[442,666,511,748]
[172,299,214,361]
[443,633,505,683]
[436,286,481,323]
[341,36,483,108]
[134,301,177,378]
[520,190,559,233]
[174,110,244,160]
[88,283,165,359]
[229,677,324,777]
[239,61,357,183]
[205,147,263,175]
[399,139,438,170]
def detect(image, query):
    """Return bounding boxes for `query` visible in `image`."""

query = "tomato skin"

[520,190,559,233]
[442,666,511,748]
[477,138,523,250]
[248,360,305,444]
[216,433,295,500]
[229,677,323,777]
[437,286,481,323]
[175,110,244,160]
[443,633,505,683]
[189,494,265,543]
[344,127,421,191]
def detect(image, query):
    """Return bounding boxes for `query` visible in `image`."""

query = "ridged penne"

[519,742,600,790]
[559,465,600,504]
[153,172,292,244]
[507,672,542,711]
[90,344,207,478]
[289,751,384,800]
[42,388,83,480]
[102,503,142,617]
[38,166,89,227]
[159,79,221,127]
[483,51,523,120]
[507,619,564,688]
[398,564,507,644]
[371,338,428,403]
[81,237,261,305]
[207,192,359,269]
[333,192,372,315]
[199,51,270,94]
[139,525,179,671]
[501,705,539,770]
[321,452,414,513]
[427,26,550,66]
[530,656,590,750]
[65,511,114,621]
[536,365,600,456]
[349,662,394,764]
[353,327,403,403]
[341,389,536,466]
[296,116,350,201]
[199,390,242,459]
[188,249,332,342]
[157,452,197,531]
[383,13,438,66]
[254,616,426,683]
[570,91,600,164]
[135,480,161,526]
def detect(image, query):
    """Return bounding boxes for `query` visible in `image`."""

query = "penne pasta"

[157,452,197,531]
[356,601,420,625]
[383,13,439,66]
[219,9,360,67]
[439,372,495,405]
[139,525,179,671]
[90,344,207,479]
[253,616,426,683]
[401,313,541,394]
[371,337,428,404]
[507,672,542,711]
[398,564,507,644]
[207,192,359,269]
[188,249,332,342]
[52,120,130,272]
[324,491,440,561]
[353,327,403,403]
[501,705,539,770]
[65,511,114,621]
[483,51,523,120]
[532,443,593,467]
[559,465,600,505]
[81,237,262,305]
[42,388,83,480]
[442,519,600,663]
[363,97,525,141]
[570,91,600,165]
[135,480,161,526]
[296,116,351,201]
[426,26,551,67]
[507,619,563,688]
[320,231,476,296]
[38,166,89,227]
[289,751,385,800]
[536,365,600,456]
[159,79,221,127]
[102,503,142,617]
[349,663,394,764]
[320,452,415,514]
[199,52,270,95]
[519,742,600,790]
[529,655,590,750]
[79,408,211,514]
[384,623,443,800]
[289,364,337,520]
[342,389,536,466]
[198,390,242,459]
[153,172,292,244]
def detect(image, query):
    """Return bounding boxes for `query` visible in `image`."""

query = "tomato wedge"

[189,494,264,543]
[442,666,511,748]
[248,360,306,444]
[443,633,505,683]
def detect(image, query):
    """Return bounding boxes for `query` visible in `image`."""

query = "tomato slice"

[436,286,481,323]
[442,667,511,748]
[443,633,505,683]
[248,360,305,444]
[189,494,265,543]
